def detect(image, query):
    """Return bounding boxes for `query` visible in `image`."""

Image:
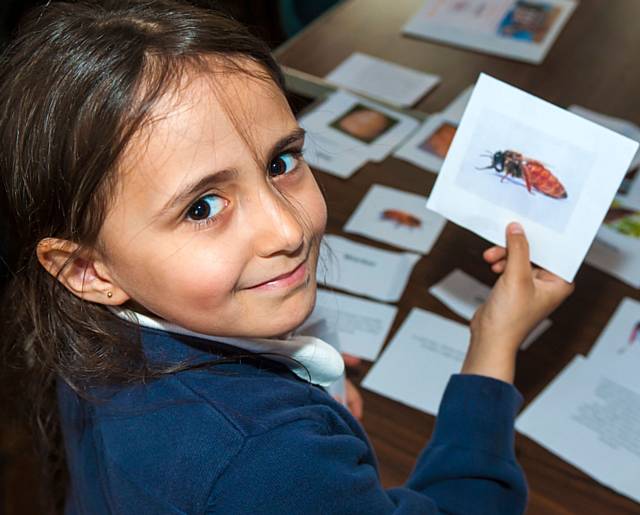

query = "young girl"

[0,1,573,513]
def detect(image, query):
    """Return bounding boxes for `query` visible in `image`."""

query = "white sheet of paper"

[587,298,640,365]
[302,131,369,178]
[585,214,640,289]
[325,52,440,107]
[318,234,421,302]
[344,184,446,254]
[427,74,639,282]
[516,355,640,505]
[298,288,398,361]
[299,90,420,163]
[362,308,469,415]
[569,105,640,210]
[429,269,551,350]
[403,0,577,65]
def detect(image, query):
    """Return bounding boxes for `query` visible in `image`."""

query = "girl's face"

[98,63,327,338]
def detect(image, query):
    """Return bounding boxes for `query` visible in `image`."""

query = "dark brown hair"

[0,0,286,510]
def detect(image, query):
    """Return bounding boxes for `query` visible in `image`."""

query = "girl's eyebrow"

[268,127,306,159]
[157,127,307,217]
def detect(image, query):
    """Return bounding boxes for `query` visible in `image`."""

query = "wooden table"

[275,1,640,513]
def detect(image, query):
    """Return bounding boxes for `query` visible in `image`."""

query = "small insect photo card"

[299,90,419,163]
[394,113,459,173]
[427,74,639,282]
[344,184,446,254]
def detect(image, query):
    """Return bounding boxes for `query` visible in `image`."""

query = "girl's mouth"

[247,259,309,291]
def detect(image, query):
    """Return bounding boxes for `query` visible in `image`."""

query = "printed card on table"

[298,289,398,361]
[300,90,420,170]
[394,86,473,173]
[587,298,640,366]
[317,234,421,303]
[585,204,640,289]
[362,308,470,415]
[344,184,446,254]
[427,74,639,282]
[403,0,577,65]
[325,52,441,107]
[516,355,640,505]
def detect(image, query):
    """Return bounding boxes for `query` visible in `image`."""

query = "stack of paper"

[394,86,473,173]
[429,269,552,350]
[299,90,420,178]
[516,298,640,504]
[325,52,441,108]
[344,184,446,254]
[403,0,577,65]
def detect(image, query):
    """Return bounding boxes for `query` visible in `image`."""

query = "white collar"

[110,308,345,388]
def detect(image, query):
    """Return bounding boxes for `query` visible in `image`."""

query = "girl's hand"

[461,222,574,384]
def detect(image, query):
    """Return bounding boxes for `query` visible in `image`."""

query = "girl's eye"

[268,151,300,177]
[186,194,226,222]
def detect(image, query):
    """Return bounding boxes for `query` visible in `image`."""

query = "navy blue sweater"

[58,325,527,514]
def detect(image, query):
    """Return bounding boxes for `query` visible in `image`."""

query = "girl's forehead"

[113,62,295,206]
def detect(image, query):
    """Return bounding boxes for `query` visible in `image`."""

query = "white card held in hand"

[362,308,470,415]
[427,74,639,282]
[298,289,398,361]
[318,235,420,303]
[429,269,551,350]
[325,52,440,107]
[344,184,446,254]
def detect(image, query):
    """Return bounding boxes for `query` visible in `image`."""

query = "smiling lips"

[247,260,308,291]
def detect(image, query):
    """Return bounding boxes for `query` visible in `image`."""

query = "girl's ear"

[36,238,130,305]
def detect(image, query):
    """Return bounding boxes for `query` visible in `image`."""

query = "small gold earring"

[106,291,113,298]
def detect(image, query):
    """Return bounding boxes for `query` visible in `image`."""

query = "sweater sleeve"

[206,374,527,515]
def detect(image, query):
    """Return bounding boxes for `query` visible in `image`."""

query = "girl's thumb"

[505,222,531,279]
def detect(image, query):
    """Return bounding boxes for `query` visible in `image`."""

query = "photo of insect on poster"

[427,74,639,282]
[344,184,446,254]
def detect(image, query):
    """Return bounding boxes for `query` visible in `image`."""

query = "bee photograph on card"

[455,108,592,233]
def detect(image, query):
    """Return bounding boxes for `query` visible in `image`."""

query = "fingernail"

[509,222,524,234]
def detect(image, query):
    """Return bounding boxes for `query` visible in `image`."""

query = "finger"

[491,259,506,274]
[483,246,506,263]
[504,222,531,281]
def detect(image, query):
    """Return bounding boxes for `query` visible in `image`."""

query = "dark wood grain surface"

[276,1,640,514]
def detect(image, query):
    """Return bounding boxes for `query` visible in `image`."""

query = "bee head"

[477,150,505,172]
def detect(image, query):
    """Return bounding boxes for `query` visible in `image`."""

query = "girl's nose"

[251,187,305,258]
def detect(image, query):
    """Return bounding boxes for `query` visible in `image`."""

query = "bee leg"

[523,167,533,194]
